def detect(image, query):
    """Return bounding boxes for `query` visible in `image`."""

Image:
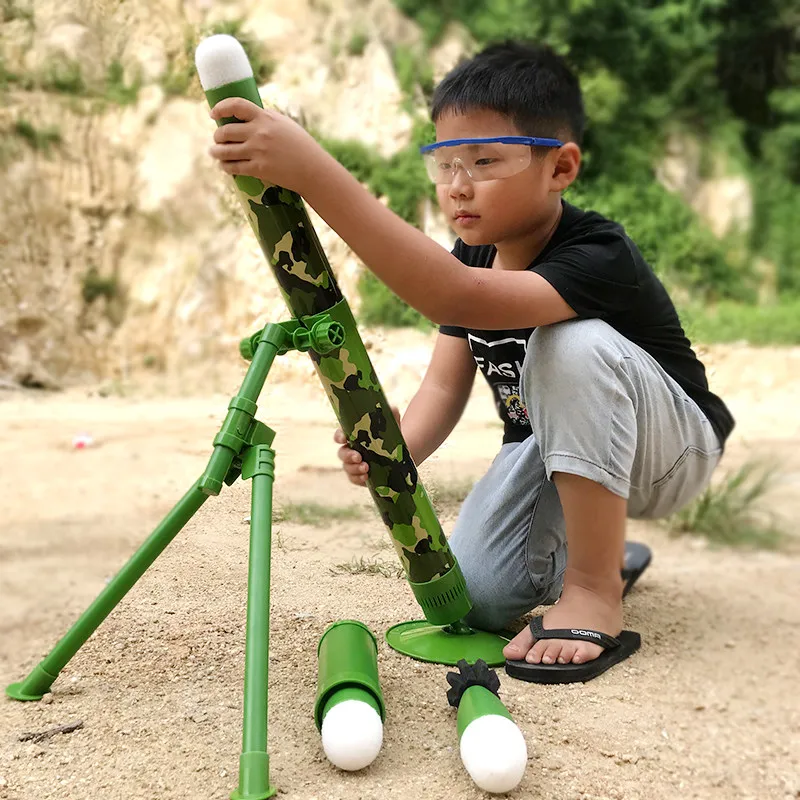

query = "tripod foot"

[230,751,276,800]
[6,664,58,701]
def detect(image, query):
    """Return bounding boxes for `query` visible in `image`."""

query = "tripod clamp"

[200,313,346,495]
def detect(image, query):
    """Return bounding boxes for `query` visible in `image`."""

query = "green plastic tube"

[314,620,385,731]
[195,33,472,626]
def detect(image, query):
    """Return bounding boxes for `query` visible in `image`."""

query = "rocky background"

[0,0,755,388]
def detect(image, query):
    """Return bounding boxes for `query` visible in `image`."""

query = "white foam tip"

[195,34,254,91]
[460,714,528,794]
[321,699,383,772]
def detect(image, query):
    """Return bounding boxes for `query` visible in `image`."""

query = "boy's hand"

[334,407,402,487]
[208,98,326,194]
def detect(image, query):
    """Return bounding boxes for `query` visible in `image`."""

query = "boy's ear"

[549,143,581,191]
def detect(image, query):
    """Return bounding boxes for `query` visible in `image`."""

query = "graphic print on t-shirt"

[466,333,531,437]
[496,383,528,425]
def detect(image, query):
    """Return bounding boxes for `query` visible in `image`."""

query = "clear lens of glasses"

[423,141,533,184]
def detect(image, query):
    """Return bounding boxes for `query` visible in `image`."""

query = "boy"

[209,41,733,682]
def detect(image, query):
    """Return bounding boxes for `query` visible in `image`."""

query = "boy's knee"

[528,318,613,371]
[522,319,620,398]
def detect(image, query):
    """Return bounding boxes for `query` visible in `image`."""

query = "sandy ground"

[1,333,799,800]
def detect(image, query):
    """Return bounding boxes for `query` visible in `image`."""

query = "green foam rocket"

[445,660,528,794]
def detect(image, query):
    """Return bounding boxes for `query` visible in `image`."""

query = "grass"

[330,555,404,579]
[12,120,62,152]
[680,298,800,345]
[347,30,369,57]
[104,59,141,106]
[665,461,785,549]
[162,19,276,98]
[361,534,392,551]
[427,477,476,514]
[39,60,86,95]
[81,267,120,304]
[273,502,367,527]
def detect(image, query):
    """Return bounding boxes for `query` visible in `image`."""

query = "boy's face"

[433,109,573,247]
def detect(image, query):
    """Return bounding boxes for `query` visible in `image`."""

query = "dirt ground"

[1,332,799,800]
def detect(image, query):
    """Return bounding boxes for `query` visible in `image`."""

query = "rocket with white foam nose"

[446,659,528,794]
[314,621,385,772]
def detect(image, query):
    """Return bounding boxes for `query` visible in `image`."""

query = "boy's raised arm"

[301,155,576,330]
[208,99,576,331]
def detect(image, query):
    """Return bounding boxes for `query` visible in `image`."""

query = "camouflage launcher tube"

[195,35,471,625]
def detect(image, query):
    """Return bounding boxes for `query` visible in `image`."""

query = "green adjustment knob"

[240,335,257,361]
[310,320,346,354]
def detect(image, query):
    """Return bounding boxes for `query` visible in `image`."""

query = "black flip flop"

[505,616,641,684]
[622,541,652,598]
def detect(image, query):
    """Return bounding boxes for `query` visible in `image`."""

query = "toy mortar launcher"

[5,34,508,800]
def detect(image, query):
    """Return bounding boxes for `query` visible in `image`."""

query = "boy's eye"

[475,157,498,167]
[437,161,452,171]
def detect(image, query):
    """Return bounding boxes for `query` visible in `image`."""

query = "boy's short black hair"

[431,41,585,146]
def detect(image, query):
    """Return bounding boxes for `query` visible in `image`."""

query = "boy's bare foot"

[502,575,623,665]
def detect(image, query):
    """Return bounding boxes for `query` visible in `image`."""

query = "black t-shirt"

[440,201,735,447]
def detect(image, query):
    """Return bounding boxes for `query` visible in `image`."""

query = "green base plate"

[5,682,46,702]
[385,620,510,666]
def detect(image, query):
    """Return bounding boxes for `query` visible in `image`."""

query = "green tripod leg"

[232,441,278,800]
[5,323,290,703]
[6,483,209,701]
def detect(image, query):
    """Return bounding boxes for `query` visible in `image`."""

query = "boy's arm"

[208,100,576,330]
[401,332,477,465]
[301,156,575,330]
[336,332,476,485]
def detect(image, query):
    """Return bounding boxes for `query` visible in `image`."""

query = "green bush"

[567,176,755,303]
[13,119,62,153]
[321,122,437,327]
[392,0,800,305]
[40,60,86,95]
[104,59,141,106]
[357,271,428,328]
[392,45,434,104]
[81,267,120,304]
[347,30,369,57]
[679,298,800,346]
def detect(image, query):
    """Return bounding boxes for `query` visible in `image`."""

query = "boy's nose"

[448,166,474,198]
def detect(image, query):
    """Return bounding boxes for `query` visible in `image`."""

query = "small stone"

[42,694,54,704]
[724,640,736,648]
[0,776,7,787]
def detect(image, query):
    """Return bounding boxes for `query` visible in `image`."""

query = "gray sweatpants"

[448,319,722,631]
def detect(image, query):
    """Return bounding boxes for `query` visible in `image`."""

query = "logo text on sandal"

[571,629,601,639]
